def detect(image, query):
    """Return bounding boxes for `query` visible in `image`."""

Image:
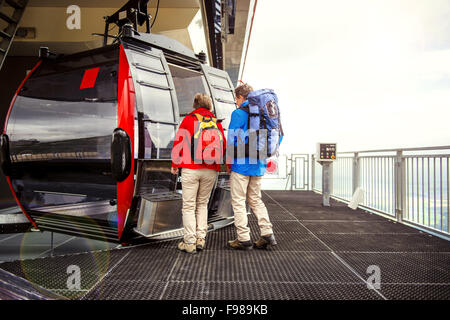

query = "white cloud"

[242,0,450,154]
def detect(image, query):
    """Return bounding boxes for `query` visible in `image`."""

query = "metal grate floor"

[0,191,449,300]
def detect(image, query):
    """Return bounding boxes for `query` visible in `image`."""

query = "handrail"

[338,145,450,154]
[312,146,450,240]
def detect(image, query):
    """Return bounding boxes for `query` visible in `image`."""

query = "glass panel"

[144,122,176,159]
[8,96,116,160]
[33,47,119,75]
[5,48,119,225]
[169,64,210,116]
[137,160,176,195]
[214,101,236,130]
[209,73,230,88]
[7,96,117,218]
[22,61,118,102]
[140,86,175,123]
[132,51,165,72]
[135,69,169,88]
[212,87,235,102]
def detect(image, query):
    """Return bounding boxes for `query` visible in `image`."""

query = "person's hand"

[171,167,179,175]
[226,166,231,173]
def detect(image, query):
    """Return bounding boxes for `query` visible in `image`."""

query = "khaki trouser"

[181,168,217,244]
[230,171,273,242]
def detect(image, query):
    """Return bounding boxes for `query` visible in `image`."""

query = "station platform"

[0,190,449,300]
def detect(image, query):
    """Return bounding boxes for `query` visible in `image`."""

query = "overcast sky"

[240,0,450,154]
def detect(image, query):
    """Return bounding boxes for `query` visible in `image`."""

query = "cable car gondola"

[0,4,237,243]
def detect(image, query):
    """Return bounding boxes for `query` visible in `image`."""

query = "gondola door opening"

[168,64,221,222]
[200,64,237,220]
[123,43,184,238]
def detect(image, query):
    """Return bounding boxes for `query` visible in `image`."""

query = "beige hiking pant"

[181,168,217,244]
[230,171,273,242]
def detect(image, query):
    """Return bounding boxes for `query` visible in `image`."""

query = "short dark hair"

[234,83,253,99]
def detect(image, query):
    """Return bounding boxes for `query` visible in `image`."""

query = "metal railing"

[312,146,450,239]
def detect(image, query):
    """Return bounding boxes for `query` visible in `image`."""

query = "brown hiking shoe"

[254,234,277,249]
[196,238,206,251]
[178,241,197,254]
[227,239,253,250]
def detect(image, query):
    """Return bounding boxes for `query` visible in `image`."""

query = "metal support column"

[321,162,332,206]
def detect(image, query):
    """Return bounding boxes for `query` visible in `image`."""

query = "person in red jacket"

[171,93,226,254]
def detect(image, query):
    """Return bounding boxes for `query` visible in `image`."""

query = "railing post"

[290,153,294,191]
[306,155,309,190]
[394,150,404,222]
[311,154,315,191]
[352,152,360,194]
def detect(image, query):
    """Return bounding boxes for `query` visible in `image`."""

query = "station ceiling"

[5,0,252,85]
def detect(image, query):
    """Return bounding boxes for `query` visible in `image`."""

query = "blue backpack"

[240,89,283,159]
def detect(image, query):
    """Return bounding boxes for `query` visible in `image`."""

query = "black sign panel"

[319,143,336,160]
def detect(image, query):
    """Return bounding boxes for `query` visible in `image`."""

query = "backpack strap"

[192,113,203,122]
[233,104,254,159]
[193,113,217,122]
[239,104,259,117]
[239,105,249,112]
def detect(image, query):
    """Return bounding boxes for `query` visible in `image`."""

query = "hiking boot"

[227,239,253,250]
[196,238,206,251]
[178,241,197,254]
[254,234,277,249]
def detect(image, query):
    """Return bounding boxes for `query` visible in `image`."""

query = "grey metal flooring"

[0,191,449,300]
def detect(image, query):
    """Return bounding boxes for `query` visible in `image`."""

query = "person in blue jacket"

[226,83,279,250]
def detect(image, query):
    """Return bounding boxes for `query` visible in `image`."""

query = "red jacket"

[171,108,226,171]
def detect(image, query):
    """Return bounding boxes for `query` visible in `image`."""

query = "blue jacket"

[227,100,282,176]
